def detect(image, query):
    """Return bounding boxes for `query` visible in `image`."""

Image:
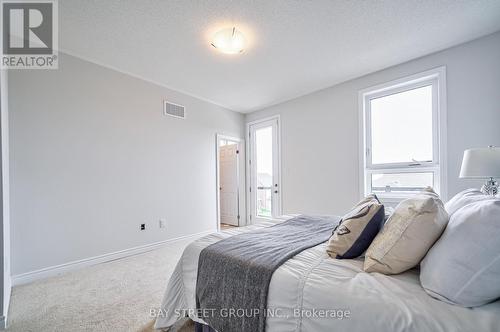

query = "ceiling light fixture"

[211,27,246,54]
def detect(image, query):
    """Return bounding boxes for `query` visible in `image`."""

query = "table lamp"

[460,146,500,196]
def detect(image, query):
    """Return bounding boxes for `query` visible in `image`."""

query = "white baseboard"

[1,276,11,330]
[11,230,214,286]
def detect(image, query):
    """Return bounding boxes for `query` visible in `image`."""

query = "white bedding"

[155,220,500,331]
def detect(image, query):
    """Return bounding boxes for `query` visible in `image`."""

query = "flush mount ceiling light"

[211,27,246,54]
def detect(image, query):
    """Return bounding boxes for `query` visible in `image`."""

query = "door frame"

[215,134,243,231]
[246,115,282,224]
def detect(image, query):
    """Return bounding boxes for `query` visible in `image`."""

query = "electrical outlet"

[159,218,166,229]
[140,223,146,230]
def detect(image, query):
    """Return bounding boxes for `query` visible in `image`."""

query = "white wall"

[247,31,500,216]
[0,69,11,327]
[9,53,245,276]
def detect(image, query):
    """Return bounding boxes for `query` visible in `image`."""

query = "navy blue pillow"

[326,194,385,259]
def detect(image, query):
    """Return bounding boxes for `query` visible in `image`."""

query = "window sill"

[371,193,416,204]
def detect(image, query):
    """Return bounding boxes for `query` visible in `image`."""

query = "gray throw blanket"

[195,215,339,332]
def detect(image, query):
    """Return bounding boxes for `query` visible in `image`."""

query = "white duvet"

[155,220,500,332]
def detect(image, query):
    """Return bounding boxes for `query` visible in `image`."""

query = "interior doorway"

[216,135,243,230]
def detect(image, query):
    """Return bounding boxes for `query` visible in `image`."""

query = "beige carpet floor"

[6,236,203,332]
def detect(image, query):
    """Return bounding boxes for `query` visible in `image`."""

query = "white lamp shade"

[459,147,500,178]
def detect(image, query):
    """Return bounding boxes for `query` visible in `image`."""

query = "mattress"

[154,220,500,332]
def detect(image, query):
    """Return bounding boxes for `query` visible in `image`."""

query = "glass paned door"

[255,126,273,217]
[249,117,281,221]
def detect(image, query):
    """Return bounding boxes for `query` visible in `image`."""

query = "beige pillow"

[326,194,385,259]
[364,188,449,274]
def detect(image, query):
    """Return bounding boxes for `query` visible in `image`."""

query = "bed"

[154,219,500,332]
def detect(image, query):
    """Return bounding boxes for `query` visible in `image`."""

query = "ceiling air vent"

[163,100,185,119]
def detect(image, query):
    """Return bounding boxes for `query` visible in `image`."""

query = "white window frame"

[358,67,447,202]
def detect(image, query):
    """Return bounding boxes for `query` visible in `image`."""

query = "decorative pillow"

[326,194,384,259]
[364,188,448,274]
[445,188,490,216]
[420,199,500,307]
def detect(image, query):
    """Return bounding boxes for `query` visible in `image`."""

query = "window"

[360,68,446,200]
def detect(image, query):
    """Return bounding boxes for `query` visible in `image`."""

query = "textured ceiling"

[60,0,500,113]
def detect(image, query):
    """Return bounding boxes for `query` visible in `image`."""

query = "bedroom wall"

[246,31,500,216]
[8,53,245,276]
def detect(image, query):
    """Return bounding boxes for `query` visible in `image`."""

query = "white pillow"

[364,188,449,274]
[420,198,500,307]
[445,188,490,216]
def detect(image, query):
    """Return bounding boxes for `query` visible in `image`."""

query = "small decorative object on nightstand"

[460,146,500,196]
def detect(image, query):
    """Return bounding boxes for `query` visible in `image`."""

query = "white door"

[248,117,281,222]
[219,142,239,226]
